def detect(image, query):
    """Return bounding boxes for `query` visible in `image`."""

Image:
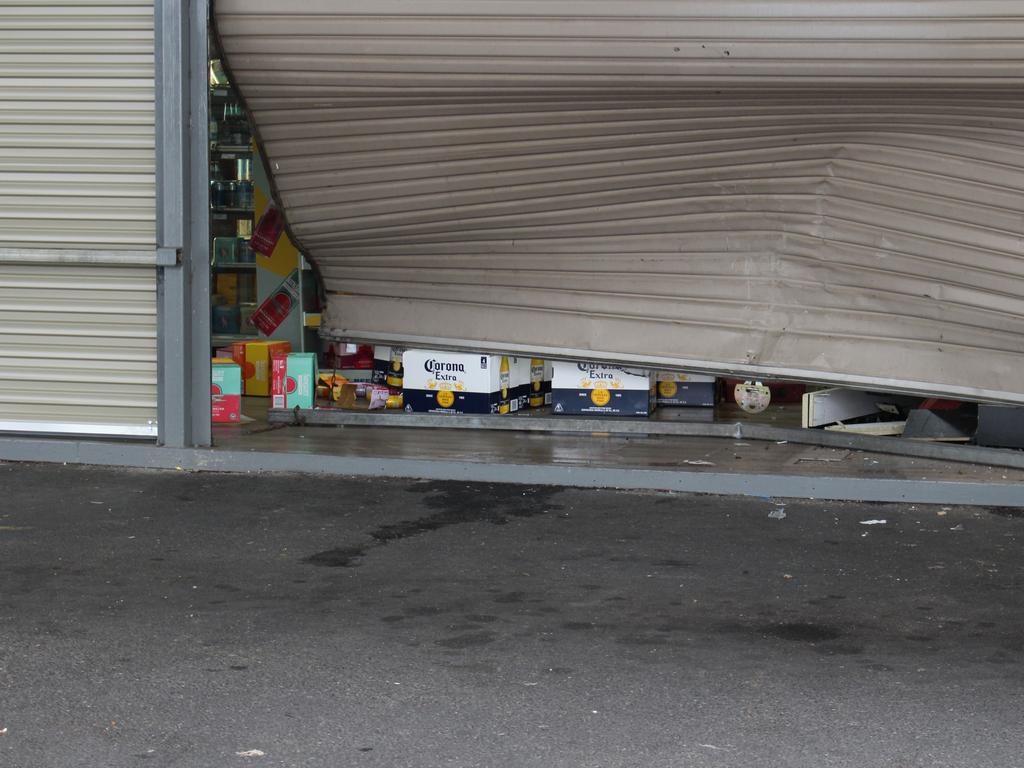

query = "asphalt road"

[1,462,1022,768]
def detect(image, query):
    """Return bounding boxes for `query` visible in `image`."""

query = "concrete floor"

[1,462,1023,767]
[214,399,1024,486]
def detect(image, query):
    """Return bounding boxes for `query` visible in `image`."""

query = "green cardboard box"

[272,352,317,410]
[211,358,242,423]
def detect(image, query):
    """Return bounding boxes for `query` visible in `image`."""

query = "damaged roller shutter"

[214,0,1024,405]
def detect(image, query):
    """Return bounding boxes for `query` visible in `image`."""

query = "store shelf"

[212,206,254,214]
[207,70,316,355]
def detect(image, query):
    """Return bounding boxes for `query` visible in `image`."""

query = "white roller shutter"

[216,1,1024,405]
[0,0,157,437]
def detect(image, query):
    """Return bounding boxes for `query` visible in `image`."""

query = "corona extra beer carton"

[511,357,532,411]
[372,345,404,387]
[551,362,655,416]
[528,359,553,408]
[403,350,515,414]
[655,371,717,407]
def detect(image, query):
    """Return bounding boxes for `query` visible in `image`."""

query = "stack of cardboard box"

[211,339,319,422]
[382,348,726,418]
[214,340,735,422]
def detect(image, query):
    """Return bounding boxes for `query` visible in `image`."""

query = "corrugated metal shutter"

[0,0,157,436]
[216,1,1024,405]
[0,264,156,436]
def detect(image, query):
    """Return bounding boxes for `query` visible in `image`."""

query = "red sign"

[251,269,301,336]
[250,204,285,257]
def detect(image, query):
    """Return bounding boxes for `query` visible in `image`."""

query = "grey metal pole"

[155,0,211,448]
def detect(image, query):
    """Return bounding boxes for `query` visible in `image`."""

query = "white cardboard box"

[527,359,553,408]
[655,371,717,407]
[403,350,516,414]
[551,361,655,416]
[511,356,532,411]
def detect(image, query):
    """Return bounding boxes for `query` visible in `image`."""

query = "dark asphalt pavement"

[1,462,1022,768]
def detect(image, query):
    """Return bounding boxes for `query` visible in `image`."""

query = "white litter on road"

[860,519,887,526]
[683,460,716,466]
[768,509,787,520]
[236,749,265,758]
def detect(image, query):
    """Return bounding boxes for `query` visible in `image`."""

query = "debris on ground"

[768,508,787,520]
[860,519,887,526]
[236,749,265,757]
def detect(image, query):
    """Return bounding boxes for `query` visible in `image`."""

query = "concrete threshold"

[1,433,1022,508]
[269,408,1024,471]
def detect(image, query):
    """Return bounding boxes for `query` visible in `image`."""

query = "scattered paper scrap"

[683,460,716,467]
[860,519,887,526]
[236,750,265,758]
[768,509,787,520]
[950,524,965,532]
[0,727,7,736]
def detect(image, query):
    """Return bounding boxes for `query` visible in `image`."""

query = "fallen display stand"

[265,408,1024,472]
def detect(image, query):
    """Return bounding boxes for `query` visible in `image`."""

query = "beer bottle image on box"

[529,358,545,408]
[386,347,404,388]
[499,356,511,414]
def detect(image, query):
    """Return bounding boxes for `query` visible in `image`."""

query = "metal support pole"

[155,0,210,448]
